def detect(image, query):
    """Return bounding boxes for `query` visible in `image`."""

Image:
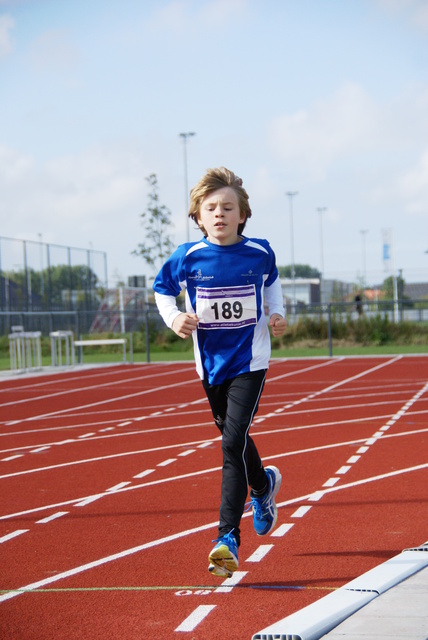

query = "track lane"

[1,357,427,639]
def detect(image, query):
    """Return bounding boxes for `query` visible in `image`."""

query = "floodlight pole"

[286,191,298,314]
[317,207,327,304]
[179,132,196,243]
[360,229,368,297]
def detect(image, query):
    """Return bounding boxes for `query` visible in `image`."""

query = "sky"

[1,0,427,289]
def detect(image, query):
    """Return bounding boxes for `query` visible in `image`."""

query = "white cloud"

[377,0,428,31]
[0,142,149,251]
[0,13,14,59]
[268,83,381,180]
[148,0,248,33]
[29,28,81,74]
[398,149,428,214]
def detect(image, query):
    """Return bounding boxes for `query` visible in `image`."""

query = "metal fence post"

[328,303,333,357]
[145,309,150,363]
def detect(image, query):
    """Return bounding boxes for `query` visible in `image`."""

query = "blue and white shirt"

[153,236,285,385]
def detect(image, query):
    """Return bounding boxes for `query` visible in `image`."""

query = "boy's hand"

[172,313,199,339]
[269,314,287,337]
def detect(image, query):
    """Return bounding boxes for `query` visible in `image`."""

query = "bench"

[74,338,127,363]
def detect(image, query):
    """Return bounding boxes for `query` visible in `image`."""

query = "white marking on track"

[308,491,324,502]
[271,523,294,537]
[74,494,104,507]
[336,465,351,475]
[133,469,154,479]
[0,529,28,543]
[246,545,273,563]
[36,512,68,524]
[323,477,339,487]
[214,571,247,593]
[291,506,312,518]
[175,604,216,632]
[107,482,130,492]
[357,446,369,454]
[157,458,176,467]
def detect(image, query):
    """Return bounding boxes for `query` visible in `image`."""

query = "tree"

[3,264,100,311]
[382,274,405,300]
[133,174,175,274]
[277,264,321,278]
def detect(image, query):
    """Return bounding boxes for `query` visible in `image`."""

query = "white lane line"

[214,571,247,593]
[74,495,104,507]
[1,455,24,462]
[271,523,294,537]
[291,506,312,518]
[78,433,95,439]
[347,455,361,464]
[178,450,196,457]
[308,491,324,502]
[357,446,369,454]
[36,512,68,524]
[336,465,351,475]
[323,477,339,487]
[157,459,176,467]
[107,482,130,492]
[30,446,50,453]
[246,545,273,563]
[175,604,216,632]
[0,529,28,543]
[133,469,155,479]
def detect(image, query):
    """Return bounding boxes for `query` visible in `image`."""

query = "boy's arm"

[154,292,198,339]
[265,276,287,337]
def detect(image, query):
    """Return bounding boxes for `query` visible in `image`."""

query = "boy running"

[153,167,287,577]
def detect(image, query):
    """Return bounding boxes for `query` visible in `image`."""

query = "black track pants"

[202,370,268,546]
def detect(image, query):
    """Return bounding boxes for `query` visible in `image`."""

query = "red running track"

[0,356,427,639]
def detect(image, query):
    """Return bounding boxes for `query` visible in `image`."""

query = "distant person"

[355,293,363,316]
[153,167,287,577]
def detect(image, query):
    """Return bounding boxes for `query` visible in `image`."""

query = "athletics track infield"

[0,356,427,639]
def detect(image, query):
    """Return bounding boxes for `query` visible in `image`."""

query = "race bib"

[196,285,257,330]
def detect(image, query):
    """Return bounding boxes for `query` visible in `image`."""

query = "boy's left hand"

[269,314,287,337]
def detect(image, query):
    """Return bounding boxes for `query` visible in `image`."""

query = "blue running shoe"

[208,530,238,578]
[250,466,282,536]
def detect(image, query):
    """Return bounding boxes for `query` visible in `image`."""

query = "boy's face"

[198,187,245,246]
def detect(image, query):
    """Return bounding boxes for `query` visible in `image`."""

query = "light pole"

[179,132,196,242]
[286,191,298,313]
[38,233,44,297]
[360,229,368,297]
[317,207,327,304]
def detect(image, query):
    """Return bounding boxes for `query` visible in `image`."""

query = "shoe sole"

[257,465,282,536]
[208,543,238,577]
[208,563,233,578]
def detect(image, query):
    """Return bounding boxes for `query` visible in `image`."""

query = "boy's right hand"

[172,313,199,339]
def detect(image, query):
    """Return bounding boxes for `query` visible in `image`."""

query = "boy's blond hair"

[189,167,252,236]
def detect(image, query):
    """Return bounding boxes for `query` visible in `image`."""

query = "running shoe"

[249,465,282,536]
[208,530,238,578]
